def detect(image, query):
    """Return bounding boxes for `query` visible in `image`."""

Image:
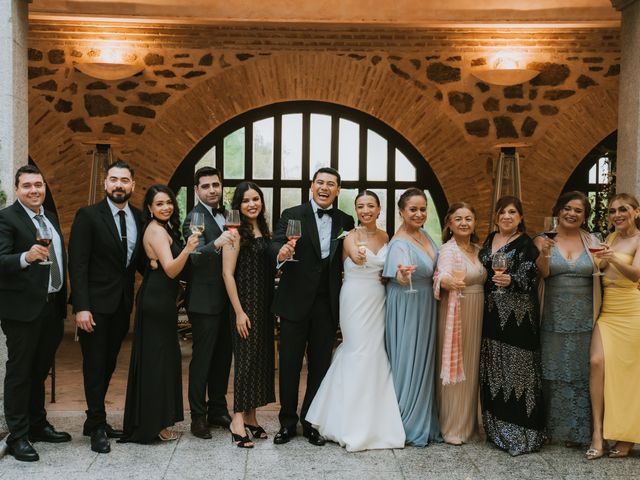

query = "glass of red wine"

[285,219,302,262]
[589,232,606,276]
[491,252,508,294]
[224,209,241,250]
[35,223,53,265]
[543,216,559,258]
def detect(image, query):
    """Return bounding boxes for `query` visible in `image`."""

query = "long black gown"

[478,232,545,456]
[121,240,183,443]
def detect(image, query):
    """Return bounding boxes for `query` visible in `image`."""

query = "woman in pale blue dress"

[384,188,440,447]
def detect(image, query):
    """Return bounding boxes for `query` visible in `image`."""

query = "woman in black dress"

[121,184,200,443]
[222,182,275,448]
[478,195,545,456]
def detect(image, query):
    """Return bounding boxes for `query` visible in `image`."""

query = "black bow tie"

[211,206,226,216]
[317,208,334,218]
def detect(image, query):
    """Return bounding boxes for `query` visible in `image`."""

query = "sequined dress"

[479,232,545,456]
[541,248,593,444]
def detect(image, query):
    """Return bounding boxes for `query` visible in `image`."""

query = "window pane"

[195,145,215,171]
[394,189,403,233]
[369,188,387,232]
[222,186,235,209]
[253,118,274,180]
[588,164,597,184]
[281,188,300,214]
[223,128,245,179]
[598,157,609,184]
[176,187,187,230]
[310,114,331,179]
[367,130,387,181]
[260,187,273,229]
[337,188,358,224]
[395,149,416,181]
[282,114,302,180]
[338,119,359,181]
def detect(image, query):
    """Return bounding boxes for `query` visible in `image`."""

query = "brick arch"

[131,52,486,208]
[521,86,618,231]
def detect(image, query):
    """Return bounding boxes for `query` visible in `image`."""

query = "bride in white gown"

[306,191,405,452]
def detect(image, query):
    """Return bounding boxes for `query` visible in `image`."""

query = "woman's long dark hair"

[231,181,271,245]
[142,184,182,243]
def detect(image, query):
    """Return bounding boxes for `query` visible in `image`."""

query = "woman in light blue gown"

[383,188,440,447]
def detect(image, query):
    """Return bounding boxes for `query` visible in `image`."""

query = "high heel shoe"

[245,424,268,439]
[609,442,633,458]
[158,429,179,442]
[231,430,254,448]
[585,446,605,460]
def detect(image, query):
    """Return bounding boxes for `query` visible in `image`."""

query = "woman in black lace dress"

[121,185,200,443]
[222,182,275,448]
[478,196,545,456]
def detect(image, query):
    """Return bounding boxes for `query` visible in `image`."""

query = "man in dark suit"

[68,160,143,453]
[0,165,71,462]
[182,166,236,439]
[271,167,354,446]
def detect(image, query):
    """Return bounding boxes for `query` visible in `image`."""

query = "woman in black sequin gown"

[478,196,545,456]
[222,182,275,448]
[121,185,200,443]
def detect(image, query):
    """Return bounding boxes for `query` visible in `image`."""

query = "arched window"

[169,101,446,240]
[562,131,616,232]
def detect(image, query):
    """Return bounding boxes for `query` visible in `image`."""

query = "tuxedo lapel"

[303,202,321,259]
[197,202,222,241]
[329,211,344,260]
[12,202,37,237]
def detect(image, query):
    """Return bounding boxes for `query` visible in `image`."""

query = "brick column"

[0,0,30,435]
[612,0,640,195]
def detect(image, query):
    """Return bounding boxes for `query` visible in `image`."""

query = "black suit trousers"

[187,311,232,418]
[78,299,130,432]
[278,291,336,430]
[1,300,64,443]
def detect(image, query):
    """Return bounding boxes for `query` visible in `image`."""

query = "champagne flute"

[189,212,205,255]
[492,252,508,294]
[225,209,241,250]
[452,259,467,298]
[35,223,53,265]
[354,226,368,268]
[589,232,606,276]
[285,219,302,262]
[543,216,559,258]
[402,247,418,294]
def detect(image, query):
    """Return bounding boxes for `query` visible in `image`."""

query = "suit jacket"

[181,202,228,315]
[0,201,67,322]
[68,198,143,315]
[270,202,355,325]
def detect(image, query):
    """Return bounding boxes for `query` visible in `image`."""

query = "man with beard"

[69,160,143,453]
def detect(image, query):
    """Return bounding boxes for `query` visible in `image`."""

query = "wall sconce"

[74,47,144,81]
[472,53,539,86]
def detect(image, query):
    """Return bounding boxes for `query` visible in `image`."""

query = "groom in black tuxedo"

[0,165,71,462]
[271,167,354,445]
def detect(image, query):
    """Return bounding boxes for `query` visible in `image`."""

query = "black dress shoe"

[30,424,72,443]
[303,426,326,446]
[273,427,296,445]
[191,416,212,439]
[6,438,39,462]
[105,423,124,439]
[207,413,231,429]
[90,427,111,454]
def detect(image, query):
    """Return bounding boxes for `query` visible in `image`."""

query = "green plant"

[0,181,7,208]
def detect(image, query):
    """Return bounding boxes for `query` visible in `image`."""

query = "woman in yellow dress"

[587,193,640,459]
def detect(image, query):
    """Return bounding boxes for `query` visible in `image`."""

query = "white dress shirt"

[310,198,333,259]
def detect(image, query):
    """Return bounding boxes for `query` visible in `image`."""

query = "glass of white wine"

[452,259,467,298]
[403,247,418,294]
[354,226,368,268]
[189,212,205,255]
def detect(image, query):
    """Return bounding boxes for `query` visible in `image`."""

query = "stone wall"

[27,21,620,236]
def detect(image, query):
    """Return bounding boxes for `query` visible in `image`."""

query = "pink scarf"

[434,238,466,385]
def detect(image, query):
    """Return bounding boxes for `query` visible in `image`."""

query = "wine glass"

[543,216,559,258]
[491,252,508,294]
[452,259,467,298]
[285,219,302,262]
[35,223,53,265]
[189,212,205,255]
[225,209,241,250]
[589,232,606,276]
[354,226,368,268]
[401,247,418,294]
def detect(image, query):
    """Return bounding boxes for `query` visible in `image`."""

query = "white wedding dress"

[305,245,405,451]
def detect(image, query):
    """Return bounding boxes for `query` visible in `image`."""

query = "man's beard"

[106,189,132,205]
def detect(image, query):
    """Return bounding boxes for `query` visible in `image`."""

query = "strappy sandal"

[609,442,633,458]
[585,446,605,460]
[158,429,179,442]
[245,424,268,439]
[231,431,254,448]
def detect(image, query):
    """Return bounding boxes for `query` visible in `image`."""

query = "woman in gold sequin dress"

[587,193,640,460]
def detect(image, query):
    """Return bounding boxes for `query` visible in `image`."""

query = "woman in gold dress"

[587,193,640,459]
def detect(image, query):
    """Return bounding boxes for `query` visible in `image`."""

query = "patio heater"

[489,146,521,229]
[88,143,112,204]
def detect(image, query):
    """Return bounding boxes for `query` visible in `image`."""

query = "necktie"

[317,208,334,218]
[34,215,62,290]
[118,210,128,264]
